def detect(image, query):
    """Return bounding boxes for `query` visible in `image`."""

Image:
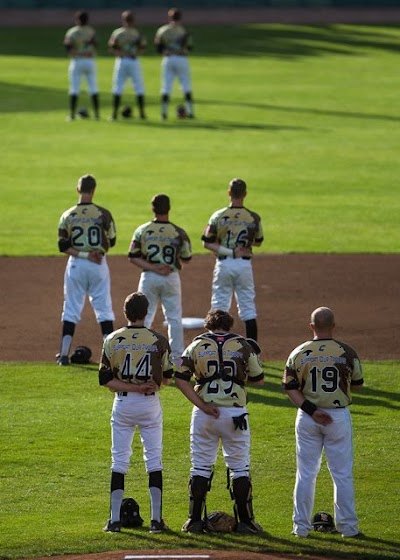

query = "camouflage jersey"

[58,202,116,254]
[175,332,264,407]
[99,325,173,388]
[282,338,364,409]
[202,206,263,255]
[154,23,192,55]
[64,25,96,57]
[108,26,147,57]
[129,219,192,272]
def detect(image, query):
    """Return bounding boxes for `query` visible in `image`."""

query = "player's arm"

[284,386,333,426]
[203,240,251,259]
[129,255,172,275]
[99,354,158,394]
[175,375,220,418]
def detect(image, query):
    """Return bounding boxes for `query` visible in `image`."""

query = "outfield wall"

[2,0,400,10]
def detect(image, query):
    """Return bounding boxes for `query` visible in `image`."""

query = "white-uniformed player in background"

[100,292,173,534]
[128,194,192,364]
[175,309,264,534]
[202,178,263,342]
[154,7,194,120]
[57,174,116,365]
[63,10,100,121]
[282,306,364,539]
[108,10,147,121]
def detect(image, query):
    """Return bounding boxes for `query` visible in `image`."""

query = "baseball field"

[0,10,399,560]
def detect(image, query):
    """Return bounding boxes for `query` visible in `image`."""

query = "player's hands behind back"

[88,250,103,265]
[313,410,333,426]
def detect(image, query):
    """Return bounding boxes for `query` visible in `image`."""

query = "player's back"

[104,326,170,387]
[205,206,262,249]
[65,25,96,55]
[155,23,190,54]
[110,27,145,56]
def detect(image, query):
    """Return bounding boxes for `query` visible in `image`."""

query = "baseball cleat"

[291,530,309,538]
[103,519,121,533]
[149,519,169,533]
[56,354,70,366]
[342,531,365,539]
[181,519,204,534]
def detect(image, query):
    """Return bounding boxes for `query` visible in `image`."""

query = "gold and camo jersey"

[154,23,192,55]
[129,220,192,272]
[176,332,264,407]
[202,206,263,252]
[58,203,116,253]
[100,326,172,387]
[64,25,96,56]
[109,26,146,56]
[282,338,364,409]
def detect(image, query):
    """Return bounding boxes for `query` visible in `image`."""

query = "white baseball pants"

[161,55,191,94]
[293,407,359,537]
[110,392,163,474]
[68,58,98,95]
[62,255,114,324]
[190,406,251,479]
[138,270,184,361]
[112,57,145,95]
[211,258,256,321]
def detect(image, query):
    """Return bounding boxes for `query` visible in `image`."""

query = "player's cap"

[124,292,149,322]
[78,174,96,193]
[229,178,247,196]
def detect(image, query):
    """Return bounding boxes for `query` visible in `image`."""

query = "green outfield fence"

[2,0,400,10]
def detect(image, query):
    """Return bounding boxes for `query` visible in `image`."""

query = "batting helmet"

[176,104,187,119]
[120,497,143,527]
[77,107,90,119]
[121,106,132,118]
[70,345,92,364]
[312,512,336,533]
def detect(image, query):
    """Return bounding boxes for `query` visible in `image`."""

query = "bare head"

[228,178,247,200]
[77,174,96,194]
[121,10,134,26]
[310,307,335,336]
[151,193,170,216]
[75,10,89,26]
[204,309,234,333]
[168,7,181,22]
[124,292,149,322]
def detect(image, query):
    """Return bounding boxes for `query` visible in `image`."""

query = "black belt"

[118,391,155,397]
[218,256,251,261]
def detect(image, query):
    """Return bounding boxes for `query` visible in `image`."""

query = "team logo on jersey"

[201,343,212,349]
[116,336,126,343]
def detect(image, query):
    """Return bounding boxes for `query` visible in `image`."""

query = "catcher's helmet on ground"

[121,105,132,118]
[77,107,90,118]
[70,345,92,364]
[312,511,336,532]
[120,497,143,527]
[176,104,187,118]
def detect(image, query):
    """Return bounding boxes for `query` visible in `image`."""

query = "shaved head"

[310,307,335,330]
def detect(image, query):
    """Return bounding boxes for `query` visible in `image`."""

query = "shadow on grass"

[1,24,400,60]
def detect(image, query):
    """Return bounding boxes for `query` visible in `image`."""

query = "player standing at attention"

[175,309,265,534]
[282,307,364,539]
[57,174,116,365]
[100,292,173,534]
[108,10,147,121]
[63,10,100,121]
[128,194,192,364]
[202,178,263,342]
[154,8,194,120]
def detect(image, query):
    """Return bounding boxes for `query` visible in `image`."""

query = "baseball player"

[154,8,194,120]
[175,309,264,535]
[100,292,173,534]
[63,10,100,121]
[108,11,147,121]
[202,178,263,342]
[282,307,364,538]
[57,174,116,366]
[128,194,192,364]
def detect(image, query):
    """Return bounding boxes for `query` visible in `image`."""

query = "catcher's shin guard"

[232,476,255,524]
[188,476,209,522]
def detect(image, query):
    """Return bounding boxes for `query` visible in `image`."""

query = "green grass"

[0,361,399,559]
[1,24,400,255]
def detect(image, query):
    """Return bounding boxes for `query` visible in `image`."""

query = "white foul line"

[125,556,210,559]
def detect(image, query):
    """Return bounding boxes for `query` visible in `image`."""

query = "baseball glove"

[206,511,236,533]
[312,511,336,533]
[121,106,132,118]
[70,345,92,364]
[120,497,143,528]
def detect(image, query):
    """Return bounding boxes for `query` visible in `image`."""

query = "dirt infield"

[1,254,398,363]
